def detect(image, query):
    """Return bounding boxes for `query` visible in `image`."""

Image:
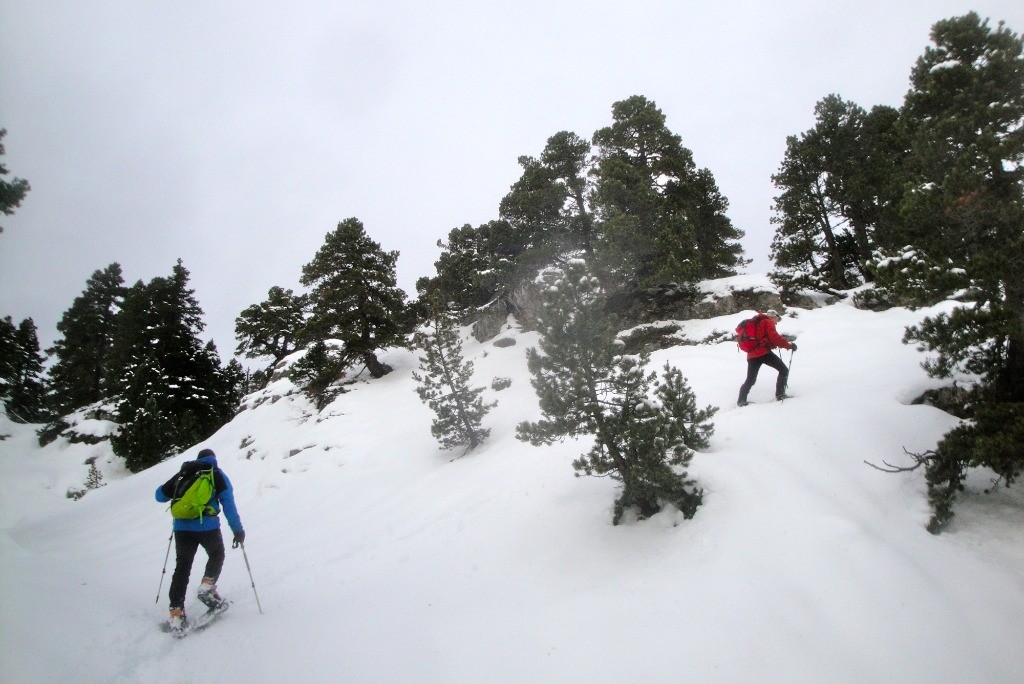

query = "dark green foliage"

[107,260,237,472]
[235,286,308,371]
[904,304,1017,384]
[423,98,746,315]
[417,221,512,311]
[36,417,71,447]
[770,96,907,293]
[45,263,125,415]
[421,131,598,312]
[115,392,179,473]
[879,13,1024,532]
[0,128,30,234]
[288,340,348,410]
[898,14,1024,282]
[897,13,1024,404]
[515,259,716,524]
[412,310,493,451]
[301,218,407,378]
[854,247,971,310]
[0,316,47,422]
[499,130,595,254]
[591,96,701,287]
[688,169,749,279]
[924,402,1024,533]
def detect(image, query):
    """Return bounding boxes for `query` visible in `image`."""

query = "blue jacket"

[156,454,244,534]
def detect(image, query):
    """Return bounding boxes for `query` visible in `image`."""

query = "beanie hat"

[197,448,216,459]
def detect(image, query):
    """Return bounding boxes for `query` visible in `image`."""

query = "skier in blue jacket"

[156,448,244,634]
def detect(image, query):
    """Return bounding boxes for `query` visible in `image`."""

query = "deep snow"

[2,276,1023,684]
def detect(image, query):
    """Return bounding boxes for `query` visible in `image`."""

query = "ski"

[160,602,230,638]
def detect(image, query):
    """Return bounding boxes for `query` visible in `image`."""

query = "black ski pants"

[738,351,789,402]
[169,529,225,609]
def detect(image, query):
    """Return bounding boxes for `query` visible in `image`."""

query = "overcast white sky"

[2,1,1023,357]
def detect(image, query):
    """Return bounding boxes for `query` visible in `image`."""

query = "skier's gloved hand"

[232,530,246,548]
[791,343,798,351]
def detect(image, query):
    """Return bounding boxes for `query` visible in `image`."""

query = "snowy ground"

[2,277,1023,683]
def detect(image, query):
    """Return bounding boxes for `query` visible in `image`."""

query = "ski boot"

[168,607,187,638]
[197,577,229,611]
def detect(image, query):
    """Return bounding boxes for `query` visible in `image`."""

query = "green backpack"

[169,461,218,521]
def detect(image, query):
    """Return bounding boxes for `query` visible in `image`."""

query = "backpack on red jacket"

[735,314,767,353]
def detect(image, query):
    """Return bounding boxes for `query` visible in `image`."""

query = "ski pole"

[237,540,264,614]
[155,531,173,604]
[784,349,795,397]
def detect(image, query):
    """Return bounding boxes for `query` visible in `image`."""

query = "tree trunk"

[850,218,874,282]
[813,189,849,289]
[363,352,392,379]
[999,286,1024,402]
[573,188,594,254]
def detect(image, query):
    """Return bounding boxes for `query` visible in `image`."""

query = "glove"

[791,343,798,352]
[232,530,246,548]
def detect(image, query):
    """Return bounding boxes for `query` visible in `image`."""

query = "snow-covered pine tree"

[592,95,744,287]
[45,263,125,415]
[300,218,407,379]
[107,261,237,472]
[412,309,493,452]
[516,259,717,524]
[234,285,308,372]
[892,13,1024,532]
[288,339,348,410]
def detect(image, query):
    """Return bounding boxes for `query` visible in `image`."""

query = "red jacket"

[747,314,793,360]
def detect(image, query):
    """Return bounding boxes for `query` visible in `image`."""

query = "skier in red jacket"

[737,309,797,406]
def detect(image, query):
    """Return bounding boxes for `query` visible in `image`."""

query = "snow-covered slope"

[2,278,1023,683]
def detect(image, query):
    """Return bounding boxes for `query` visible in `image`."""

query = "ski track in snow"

[2,277,1023,683]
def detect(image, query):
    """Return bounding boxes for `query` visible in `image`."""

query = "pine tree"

[499,130,595,255]
[688,168,749,279]
[0,129,30,234]
[46,263,125,415]
[515,259,716,524]
[0,316,46,422]
[114,389,179,473]
[592,96,700,287]
[898,12,1024,400]
[108,260,235,471]
[770,96,907,293]
[412,309,493,452]
[235,285,307,370]
[0,317,14,410]
[891,13,1024,532]
[416,221,512,311]
[287,339,347,410]
[592,95,744,288]
[301,218,407,378]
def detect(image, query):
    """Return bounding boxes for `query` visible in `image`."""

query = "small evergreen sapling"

[413,310,494,452]
[516,259,717,524]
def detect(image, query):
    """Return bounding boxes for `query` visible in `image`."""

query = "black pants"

[738,351,789,402]
[169,529,225,609]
